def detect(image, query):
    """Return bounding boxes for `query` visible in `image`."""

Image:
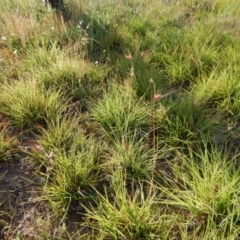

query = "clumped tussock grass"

[41,135,103,216]
[84,174,174,240]
[158,93,224,148]
[0,119,18,161]
[157,145,240,239]
[22,42,107,103]
[1,0,240,238]
[22,43,89,89]
[0,79,67,128]
[91,83,150,139]
[110,134,154,180]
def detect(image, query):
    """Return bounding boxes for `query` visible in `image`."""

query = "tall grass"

[0,79,67,128]
[157,145,240,239]
[1,0,240,238]
[91,83,150,139]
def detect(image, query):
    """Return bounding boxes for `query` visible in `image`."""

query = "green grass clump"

[29,116,105,215]
[157,145,240,239]
[107,132,156,180]
[84,175,173,240]
[0,120,18,161]
[20,41,108,103]
[91,83,150,139]
[42,137,103,215]
[0,79,67,128]
[22,43,88,88]
[1,0,240,238]
[158,93,223,147]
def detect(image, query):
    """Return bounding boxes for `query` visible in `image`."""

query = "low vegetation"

[0,0,240,239]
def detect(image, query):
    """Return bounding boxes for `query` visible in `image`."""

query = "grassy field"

[1,0,240,239]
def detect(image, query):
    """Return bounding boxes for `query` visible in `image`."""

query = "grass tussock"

[0,79,67,128]
[84,175,174,240]
[157,146,240,239]
[0,118,18,161]
[1,0,240,238]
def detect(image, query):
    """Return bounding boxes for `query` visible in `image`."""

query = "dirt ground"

[0,158,50,239]
[0,138,89,240]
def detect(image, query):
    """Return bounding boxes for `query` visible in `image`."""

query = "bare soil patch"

[0,159,49,239]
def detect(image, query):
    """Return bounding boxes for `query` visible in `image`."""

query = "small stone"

[76,204,83,212]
